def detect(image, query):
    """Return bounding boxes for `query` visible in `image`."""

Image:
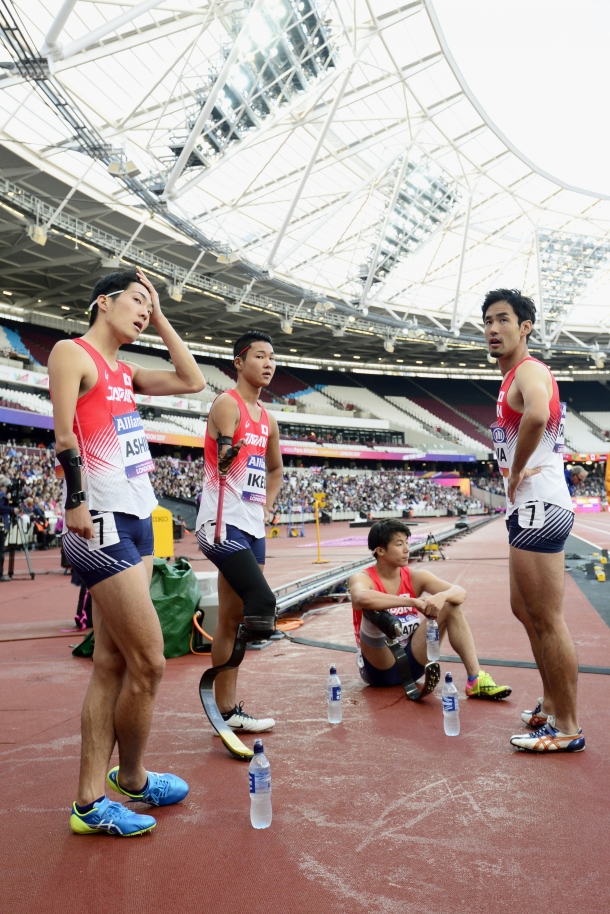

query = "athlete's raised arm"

[264,412,282,522]
[349,572,426,613]
[48,340,96,539]
[122,270,205,397]
[507,360,549,502]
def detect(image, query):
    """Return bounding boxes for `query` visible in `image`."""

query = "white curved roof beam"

[170,20,439,202]
[424,0,610,202]
[272,149,400,268]
[46,0,172,61]
[162,0,268,201]
[41,0,78,56]
[115,9,215,129]
[265,62,358,271]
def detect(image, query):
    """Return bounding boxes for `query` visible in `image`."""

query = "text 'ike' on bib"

[113,411,155,478]
[242,454,267,504]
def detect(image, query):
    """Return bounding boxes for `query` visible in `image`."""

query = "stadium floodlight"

[164,0,337,172]
[537,230,610,326]
[360,153,460,287]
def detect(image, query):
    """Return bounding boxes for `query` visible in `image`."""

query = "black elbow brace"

[57,448,85,510]
[363,610,402,641]
[219,550,277,635]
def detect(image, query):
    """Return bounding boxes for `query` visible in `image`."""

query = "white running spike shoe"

[221,701,275,733]
[521,697,549,728]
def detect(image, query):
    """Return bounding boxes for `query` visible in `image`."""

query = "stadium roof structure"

[0,0,609,378]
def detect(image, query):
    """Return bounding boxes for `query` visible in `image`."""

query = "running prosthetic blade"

[199,623,254,760]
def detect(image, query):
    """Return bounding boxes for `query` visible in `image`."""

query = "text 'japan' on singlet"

[65,338,157,518]
[491,356,573,516]
[196,388,269,539]
[352,564,421,649]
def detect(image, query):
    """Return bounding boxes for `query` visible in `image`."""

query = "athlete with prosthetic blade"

[484,288,584,753]
[196,331,283,758]
[49,269,206,835]
[350,520,511,702]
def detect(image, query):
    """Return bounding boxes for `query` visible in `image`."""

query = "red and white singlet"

[196,389,269,539]
[352,564,421,649]
[491,356,572,516]
[66,339,156,518]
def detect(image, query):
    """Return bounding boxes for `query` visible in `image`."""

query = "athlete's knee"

[127,649,166,691]
[93,644,126,680]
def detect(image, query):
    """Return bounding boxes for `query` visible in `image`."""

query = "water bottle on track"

[442,672,460,736]
[327,665,342,723]
[426,618,440,661]
[249,739,272,829]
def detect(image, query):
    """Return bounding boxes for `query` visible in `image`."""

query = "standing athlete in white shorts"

[484,289,584,753]
[49,268,206,835]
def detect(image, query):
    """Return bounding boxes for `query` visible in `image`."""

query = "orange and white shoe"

[520,697,549,728]
[510,716,585,753]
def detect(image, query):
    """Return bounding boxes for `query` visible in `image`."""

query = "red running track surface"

[1,516,610,914]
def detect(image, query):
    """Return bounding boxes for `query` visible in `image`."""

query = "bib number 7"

[517,501,545,529]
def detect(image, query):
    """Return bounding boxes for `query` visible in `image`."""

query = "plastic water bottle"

[426,618,440,661]
[327,665,342,723]
[442,672,460,736]
[249,739,272,829]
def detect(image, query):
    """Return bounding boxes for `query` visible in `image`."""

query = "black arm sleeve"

[56,449,86,510]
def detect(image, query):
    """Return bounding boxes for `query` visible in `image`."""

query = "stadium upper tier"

[0,320,608,455]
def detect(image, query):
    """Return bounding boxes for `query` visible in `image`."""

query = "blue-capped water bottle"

[442,672,460,736]
[249,738,272,829]
[327,664,342,723]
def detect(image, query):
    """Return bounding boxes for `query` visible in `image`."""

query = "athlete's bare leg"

[509,547,578,733]
[76,557,165,805]
[410,601,479,677]
[509,563,554,716]
[212,563,265,713]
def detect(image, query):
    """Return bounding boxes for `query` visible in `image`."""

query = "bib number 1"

[517,501,545,529]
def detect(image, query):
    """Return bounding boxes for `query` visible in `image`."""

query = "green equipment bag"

[72,558,201,660]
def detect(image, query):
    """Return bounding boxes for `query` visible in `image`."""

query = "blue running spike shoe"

[510,716,585,753]
[107,767,189,806]
[70,797,156,836]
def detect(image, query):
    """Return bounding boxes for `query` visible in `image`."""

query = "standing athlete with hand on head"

[49,268,206,836]
[484,288,584,753]
[196,330,283,735]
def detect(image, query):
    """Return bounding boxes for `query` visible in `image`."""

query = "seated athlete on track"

[196,330,283,733]
[49,268,206,837]
[349,520,511,700]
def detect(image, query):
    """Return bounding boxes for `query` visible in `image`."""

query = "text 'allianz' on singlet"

[352,564,421,648]
[196,388,269,539]
[64,338,157,519]
[491,356,572,516]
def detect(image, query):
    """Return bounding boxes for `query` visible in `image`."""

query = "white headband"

[88,289,125,312]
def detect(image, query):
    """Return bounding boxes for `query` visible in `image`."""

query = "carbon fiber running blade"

[199,680,253,760]
[198,631,253,760]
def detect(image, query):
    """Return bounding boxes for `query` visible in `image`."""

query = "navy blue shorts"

[358,639,425,687]
[196,522,266,568]
[62,512,153,590]
[506,502,574,554]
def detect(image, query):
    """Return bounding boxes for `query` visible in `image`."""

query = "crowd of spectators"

[0,444,63,509]
[150,456,203,500]
[1,445,607,531]
[277,470,485,515]
[472,471,606,498]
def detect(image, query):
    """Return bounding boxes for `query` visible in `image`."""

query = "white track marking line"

[569,530,601,549]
